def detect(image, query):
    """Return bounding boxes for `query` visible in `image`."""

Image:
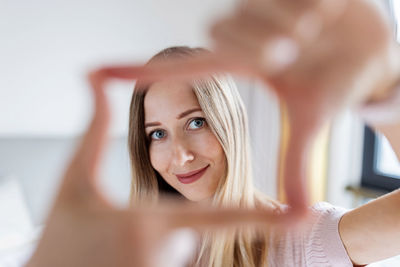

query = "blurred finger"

[211,17,299,75]
[282,134,309,215]
[246,0,322,43]
[99,53,259,86]
[81,70,111,176]
[279,100,326,217]
[150,201,303,231]
[249,0,347,20]
[59,70,111,199]
[245,0,347,43]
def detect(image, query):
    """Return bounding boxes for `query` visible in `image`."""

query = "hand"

[26,68,282,267]
[214,0,399,209]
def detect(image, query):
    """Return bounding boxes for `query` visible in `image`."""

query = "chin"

[181,190,214,202]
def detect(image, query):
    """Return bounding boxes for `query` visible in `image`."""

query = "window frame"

[361,126,400,192]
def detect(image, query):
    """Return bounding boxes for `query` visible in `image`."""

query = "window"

[361,126,400,192]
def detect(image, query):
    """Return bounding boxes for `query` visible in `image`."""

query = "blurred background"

[1,0,400,265]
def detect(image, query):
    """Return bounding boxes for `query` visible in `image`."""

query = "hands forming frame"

[26,0,400,266]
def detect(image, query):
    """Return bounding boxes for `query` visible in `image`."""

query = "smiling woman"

[128,47,280,266]
[144,80,226,201]
[8,0,400,266]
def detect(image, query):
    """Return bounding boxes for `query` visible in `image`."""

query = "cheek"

[193,131,226,164]
[149,144,169,174]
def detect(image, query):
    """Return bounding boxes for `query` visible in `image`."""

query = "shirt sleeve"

[268,202,354,267]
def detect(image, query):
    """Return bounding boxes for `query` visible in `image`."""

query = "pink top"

[268,202,353,267]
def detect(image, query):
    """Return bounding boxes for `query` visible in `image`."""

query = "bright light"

[393,0,400,41]
[376,134,400,178]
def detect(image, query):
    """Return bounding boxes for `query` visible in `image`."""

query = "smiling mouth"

[176,165,209,184]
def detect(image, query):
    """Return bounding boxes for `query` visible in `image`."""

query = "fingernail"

[263,38,299,74]
[157,229,198,267]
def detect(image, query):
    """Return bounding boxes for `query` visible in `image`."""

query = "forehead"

[144,81,201,120]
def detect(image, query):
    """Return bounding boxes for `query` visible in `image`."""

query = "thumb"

[155,229,198,267]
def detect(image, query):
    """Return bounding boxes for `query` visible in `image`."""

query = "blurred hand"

[25,68,280,267]
[212,0,400,209]
[27,1,400,265]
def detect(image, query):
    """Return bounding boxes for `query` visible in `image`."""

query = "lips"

[175,165,209,184]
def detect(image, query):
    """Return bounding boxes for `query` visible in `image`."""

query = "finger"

[211,17,299,75]
[249,0,347,20]
[282,133,309,215]
[247,0,321,43]
[146,199,303,231]
[79,70,111,177]
[59,70,111,199]
[168,207,276,230]
[279,100,325,216]
[245,0,347,44]
[99,53,259,86]
[99,35,298,85]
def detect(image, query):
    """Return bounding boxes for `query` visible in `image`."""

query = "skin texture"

[144,81,226,201]
[26,0,400,266]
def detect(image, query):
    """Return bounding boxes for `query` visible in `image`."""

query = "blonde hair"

[128,46,278,266]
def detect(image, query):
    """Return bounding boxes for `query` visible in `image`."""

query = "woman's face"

[144,81,226,201]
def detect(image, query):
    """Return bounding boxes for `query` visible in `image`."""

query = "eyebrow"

[176,107,202,119]
[145,107,202,128]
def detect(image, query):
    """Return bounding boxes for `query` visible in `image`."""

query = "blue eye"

[150,130,166,140]
[188,118,206,130]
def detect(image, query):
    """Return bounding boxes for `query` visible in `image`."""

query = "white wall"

[0,0,238,137]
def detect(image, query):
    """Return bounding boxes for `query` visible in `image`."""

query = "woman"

[129,46,279,266]
[26,0,400,266]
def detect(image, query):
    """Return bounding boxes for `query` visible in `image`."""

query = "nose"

[171,138,195,167]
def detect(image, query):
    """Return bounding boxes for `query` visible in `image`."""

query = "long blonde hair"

[128,46,278,266]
